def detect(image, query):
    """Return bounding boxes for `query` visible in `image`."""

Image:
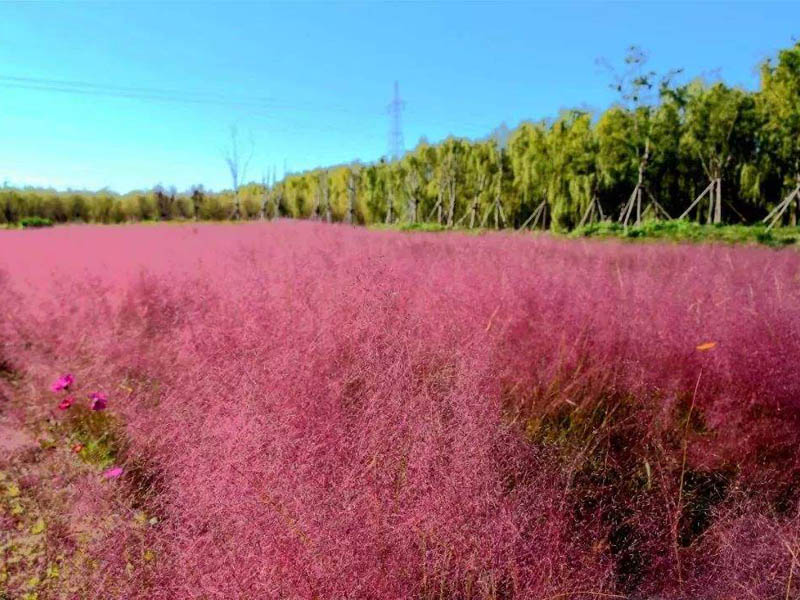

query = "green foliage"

[372,221,449,233]
[4,42,800,235]
[19,217,53,228]
[66,408,122,468]
[572,219,799,246]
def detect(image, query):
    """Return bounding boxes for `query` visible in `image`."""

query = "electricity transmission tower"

[387,81,405,160]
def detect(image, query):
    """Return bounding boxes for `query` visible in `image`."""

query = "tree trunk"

[311,189,319,220]
[406,189,416,224]
[446,178,455,227]
[232,190,241,221]
[346,173,356,224]
[636,186,642,226]
[259,180,268,220]
[385,188,393,224]
[636,149,646,226]
[469,196,478,229]
[794,174,800,227]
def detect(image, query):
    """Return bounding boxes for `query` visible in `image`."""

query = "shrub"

[19,216,53,228]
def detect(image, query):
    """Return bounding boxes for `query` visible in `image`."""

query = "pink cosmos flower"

[58,396,75,410]
[103,466,123,479]
[88,392,107,411]
[51,373,74,392]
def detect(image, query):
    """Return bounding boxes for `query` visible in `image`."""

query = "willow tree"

[508,121,550,230]
[647,86,688,217]
[283,173,312,218]
[405,142,438,223]
[345,165,361,224]
[363,160,389,223]
[475,141,509,229]
[427,137,467,227]
[679,82,757,223]
[759,42,800,228]
[385,161,408,224]
[460,141,494,228]
[596,107,636,222]
[546,111,598,231]
[597,46,680,226]
[400,154,422,223]
[597,105,675,226]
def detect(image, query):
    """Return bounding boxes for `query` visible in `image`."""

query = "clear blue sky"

[0,1,797,193]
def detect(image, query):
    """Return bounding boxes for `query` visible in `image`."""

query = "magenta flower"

[103,466,123,479]
[58,396,75,410]
[88,392,107,411]
[51,373,74,392]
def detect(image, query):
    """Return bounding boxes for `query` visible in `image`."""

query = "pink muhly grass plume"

[57,395,75,410]
[51,373,74,392]
[103,466,123,479]
[0,222,799,598]
[88,392,107,411]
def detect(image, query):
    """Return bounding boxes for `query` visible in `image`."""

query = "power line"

[1,74,525,154]
[0,74,380,117]
[0,75,385,141]
[0,74,499,155]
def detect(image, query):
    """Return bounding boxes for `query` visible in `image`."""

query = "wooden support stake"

[763,198,787,224]
[426,198,442,222]
[518,205,539,231]
[766,186,800,230]
[678,180,715,220]
[622,186,638,227]
[480,204,493,228]
[531,200,546,230]
[636,186,642,226]
[645,189,672,220]
[619,186,637,223]
[455,204,471,227]
[578,199,594,228]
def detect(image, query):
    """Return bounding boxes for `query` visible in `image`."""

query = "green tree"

[680,81,757,223]
[758,41,800,226]
[546,111,597,231]
[508,121,550,229]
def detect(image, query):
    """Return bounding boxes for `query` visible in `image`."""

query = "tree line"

[3,42,800,231]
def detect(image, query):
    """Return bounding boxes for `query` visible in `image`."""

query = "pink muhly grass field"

[1,221,799,599]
